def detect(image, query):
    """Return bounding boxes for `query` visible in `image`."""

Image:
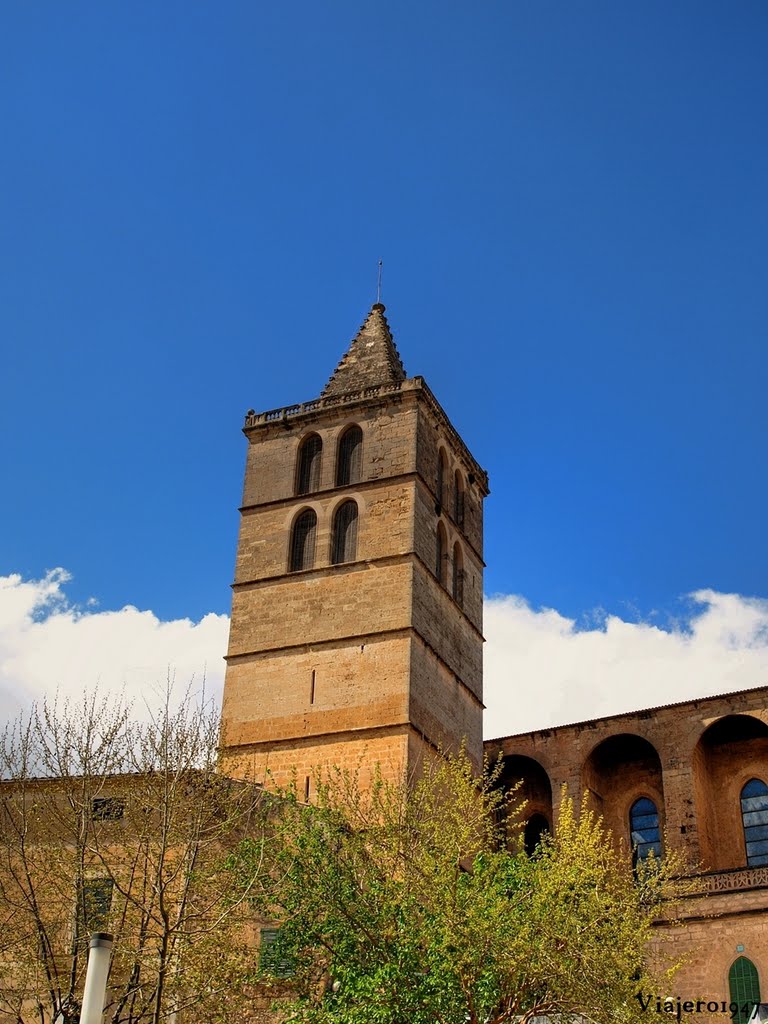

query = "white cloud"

[2,571,767,743]
[0,570,229,719]
[484,590,768,738]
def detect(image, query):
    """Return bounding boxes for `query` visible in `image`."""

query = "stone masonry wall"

[220,725,411,791]
[223,374,488,787]
[221,633,411,747]
[227,561,413,656]
[234,482,413,585]
[410,563,483,702]
[241,397,418,510]
[652,888,768,1018]
[487,688,768,869]
[408,635,483,768]
[411,478,483,632]
[414,399,485,557]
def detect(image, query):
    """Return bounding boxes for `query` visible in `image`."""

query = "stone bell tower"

[219,303,489,790]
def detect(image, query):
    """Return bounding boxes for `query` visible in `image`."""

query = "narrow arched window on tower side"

[436,522,448,587]
[629,797,662,865]
[437,449,448,509]
[331,500,358,565]
[454,469,465,527]
[336,425,363,487]
[741,777,768,867]
[452,542,464,606]
[296,434,323,495]
[289,509,317,572]
[728,957,761,1024]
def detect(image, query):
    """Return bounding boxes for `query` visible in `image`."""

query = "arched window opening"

[498,755,553,846]
[629,797,662,864]
[741,778,768,868]
[454,470,465,527]
[336,425,363,487]
[331,501,358,565]
[289,509,317,572]
[693,715,768,872]
[729,957,761,1024]
[437,449,448,509]
[524,814,549,856]
[435,522,447,587]
[452,542,464,606]
[296,434,322,496]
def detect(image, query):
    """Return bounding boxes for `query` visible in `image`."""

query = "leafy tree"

[235,753,690,1024]
[0,689,267,1024]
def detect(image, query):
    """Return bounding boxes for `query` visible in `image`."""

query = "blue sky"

[2,3,768,727]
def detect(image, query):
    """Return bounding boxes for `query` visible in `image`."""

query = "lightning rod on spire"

[377,259,383,305]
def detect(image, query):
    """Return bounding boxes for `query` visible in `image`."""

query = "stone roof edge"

[484,681,768,745]
[243,376,490,493]
[415,377,489,493]
[0,769,264,790]
[243,378,412,431]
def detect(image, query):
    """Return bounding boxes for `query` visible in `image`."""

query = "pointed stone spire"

[321,304,407,397]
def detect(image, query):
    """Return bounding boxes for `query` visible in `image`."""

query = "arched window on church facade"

[436,521,448,587]
[336,425,363,487]
[452,542,464,606]
[296,434,322,495]
[629,797,662,865]
[331,500,358,565]
[741,778,768,867]
[728,957,761,1024]
[289,509,317,572]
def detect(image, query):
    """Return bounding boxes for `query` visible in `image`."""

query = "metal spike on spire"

[377,259,383,305]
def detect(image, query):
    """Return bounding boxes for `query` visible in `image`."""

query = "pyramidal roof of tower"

[321,303,407,397]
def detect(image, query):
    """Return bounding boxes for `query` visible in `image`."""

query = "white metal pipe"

[80,932,113,1024]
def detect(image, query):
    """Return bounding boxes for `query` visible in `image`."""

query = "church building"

[219,302,487,791]
[220,302,768,1019]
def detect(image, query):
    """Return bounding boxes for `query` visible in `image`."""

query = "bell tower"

[219,303,489,789]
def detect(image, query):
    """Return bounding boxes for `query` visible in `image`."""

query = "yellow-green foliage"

[235,753,691,1024]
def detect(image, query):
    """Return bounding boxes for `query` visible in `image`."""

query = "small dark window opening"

[77,878,114,941]
[331,501,358,564]
[296,434,322,495]
[260,927,295,978]
[741,778,768,868]
[310,669,316,705]
[454,470,465,527]
[524,814,549,856]
[630,797,662,865]
[91,797,125,821]
[452,542,464,606]
[436,522,447,586]
[336,426,363,487]
[289,509,317,572]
